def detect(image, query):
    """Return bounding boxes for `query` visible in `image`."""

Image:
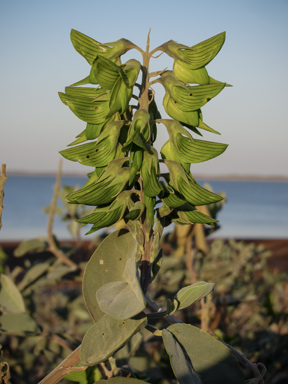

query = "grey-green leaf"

[96,258,145,320]
[174,281,215,311]
[167,324,245,384]
[0,312,40,335]
[83,230,138,323]
[17,261,52,291]
[163,329,202,384]
[80,313,147,366]
[0,274,26,313]
[13,238,48,257]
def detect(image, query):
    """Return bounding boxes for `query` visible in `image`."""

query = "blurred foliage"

[43,185,94,240]
[1,231,287,383]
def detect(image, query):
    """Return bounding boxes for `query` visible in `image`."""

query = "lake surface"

[1,175,287,241]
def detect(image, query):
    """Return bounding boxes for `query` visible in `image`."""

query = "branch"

[149,46,163,58]
[145,294,266,382]
[47,159,78,269]
[38,346,84,384]
[149,67,168,78]
[148,78,160,87]
[0,164,8,230]
[151,51,164,59]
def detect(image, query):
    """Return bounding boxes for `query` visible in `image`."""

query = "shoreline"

[6,171,288,182]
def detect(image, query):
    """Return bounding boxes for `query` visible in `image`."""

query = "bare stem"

[149,46,163,58]
[38,346,83,384]
[200,298,208,332]
[139,30,151,110]
[47,159,78,269]
[0,164,8,230]
[145,324,163,336]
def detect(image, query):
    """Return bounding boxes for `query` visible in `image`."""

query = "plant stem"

[200,297,208,332]
[145,324,163,336]
[0,164,8,230]
[38,346,83,384]
[139,29,151,110]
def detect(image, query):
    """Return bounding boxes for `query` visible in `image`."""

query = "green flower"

[164,160,224,206]
[70,29,137,65]
[66,166,131,206]
[78,191,141,234]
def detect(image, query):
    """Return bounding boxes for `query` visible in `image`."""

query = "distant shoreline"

[6,171,288,182]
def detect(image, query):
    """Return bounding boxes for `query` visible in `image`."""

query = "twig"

[40,328,75,351]
[200,297,209,332]
[0,164,8,230]
[47,159,78,269]
[38,345,84,384]
[151,51,164,59]
[98,362,113,379]
[145,324,163,336]
[149,67,168,78]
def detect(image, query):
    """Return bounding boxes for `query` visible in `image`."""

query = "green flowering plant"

[40,29,251,384]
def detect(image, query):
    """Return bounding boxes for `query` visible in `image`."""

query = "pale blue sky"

[1,0,288,177]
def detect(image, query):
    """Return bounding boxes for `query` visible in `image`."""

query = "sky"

[1,0,288,178]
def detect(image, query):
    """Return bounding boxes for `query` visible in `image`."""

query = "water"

[1,175,287,241]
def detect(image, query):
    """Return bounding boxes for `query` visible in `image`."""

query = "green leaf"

[64,369,88,382]
[163,329,202,384]
[0,312,40,335]
[96,258,145,320]
[167,324,245,384]
[83,230,138,323]
[13,238,48,257]
[0,274,26,312]
[80,312,147,366]
[174,281,215,311]
[97,378,148,384]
